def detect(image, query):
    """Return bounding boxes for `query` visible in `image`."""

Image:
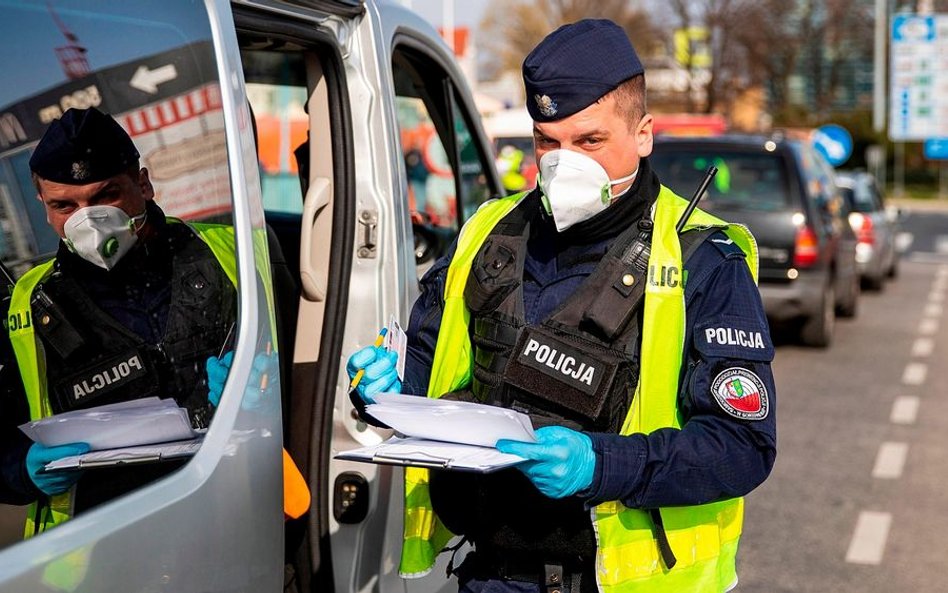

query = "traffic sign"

[889,14,948,141]
[923,138,948,160]
[812,124,853,167]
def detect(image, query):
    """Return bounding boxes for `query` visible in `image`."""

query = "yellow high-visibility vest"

[400,187,759,593]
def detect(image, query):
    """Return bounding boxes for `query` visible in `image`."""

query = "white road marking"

[937,236,948,254]
[918,318,939,335]
[872,442,908,479]
[890,396,920,425]
[846,511,892,565]
[910,252,948,264]
[896,232,914,253]
[902,362,928,385]
[930,291,945,303]
[912,337,934,357]
[925,302,944,318]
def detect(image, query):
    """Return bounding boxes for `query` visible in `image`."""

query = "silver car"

[836,171,900,290]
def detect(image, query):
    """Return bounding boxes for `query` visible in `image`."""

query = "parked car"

[651,134,860,347]
[835,170,900,290]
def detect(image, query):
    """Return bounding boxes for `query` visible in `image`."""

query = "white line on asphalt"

[902,362,928,385]
[937,236,948,254]
[846,511,892,565]
[890,396,920,425]
[925,302,944,318]
[912,337,934,357]
[909,253,948,265]
[930,291,945,303]
[896,232,914,253]
[872,442,909,479]
[918,318,939,335]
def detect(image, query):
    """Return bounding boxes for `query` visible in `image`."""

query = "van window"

[244,52,308,215]
[392,47,495,274]
[0,0,236,546]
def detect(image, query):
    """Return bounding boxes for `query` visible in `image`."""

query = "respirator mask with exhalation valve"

[63,205,147,270]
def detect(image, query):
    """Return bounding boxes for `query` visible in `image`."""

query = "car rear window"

[838,179,877,213]
[650,148,791,211]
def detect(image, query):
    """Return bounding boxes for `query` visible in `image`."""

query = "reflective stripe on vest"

[8,223,237,537]
[400,187,759,593]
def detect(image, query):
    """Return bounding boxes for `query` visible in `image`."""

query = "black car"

[651,134,860,347]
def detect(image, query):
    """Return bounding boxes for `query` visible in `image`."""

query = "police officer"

[3,107,239,535]
[347,19,776,593]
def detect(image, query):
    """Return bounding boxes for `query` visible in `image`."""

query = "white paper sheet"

[19,397,196,450]
[366,393,537,448]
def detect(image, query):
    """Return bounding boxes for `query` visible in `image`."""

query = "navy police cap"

[29,107,140,184]
[522,19,644,122]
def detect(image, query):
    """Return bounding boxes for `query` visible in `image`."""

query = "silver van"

[0,1,500,590]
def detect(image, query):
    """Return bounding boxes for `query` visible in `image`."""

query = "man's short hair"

[607,74,647,128]
[29,107,140,185]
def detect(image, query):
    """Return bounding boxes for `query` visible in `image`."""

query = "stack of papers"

[335,394,537,473]
[19,397,202,472]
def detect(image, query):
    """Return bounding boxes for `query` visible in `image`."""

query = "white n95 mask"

[63,205,146,270]
[537,149,638,232]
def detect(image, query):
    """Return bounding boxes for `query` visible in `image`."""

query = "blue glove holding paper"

[26,442,90,496]
[496,426,596,499]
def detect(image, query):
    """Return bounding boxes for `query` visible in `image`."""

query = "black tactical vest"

[32,224,236,429]
[463,195,656,433]
[429,193,714,565]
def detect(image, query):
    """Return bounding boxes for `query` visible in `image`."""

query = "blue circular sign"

[812,124,853,167]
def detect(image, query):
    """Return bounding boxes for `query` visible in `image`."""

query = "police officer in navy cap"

[0,107,241,534]
[347,19,776,593]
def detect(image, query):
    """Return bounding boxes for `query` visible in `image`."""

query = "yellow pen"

[348,327,388,395]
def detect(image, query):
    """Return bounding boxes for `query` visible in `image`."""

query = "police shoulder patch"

[710,367,769,420]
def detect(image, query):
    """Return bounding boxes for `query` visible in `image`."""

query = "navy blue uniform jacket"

[403,181,777,509]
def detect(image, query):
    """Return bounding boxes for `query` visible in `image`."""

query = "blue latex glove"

[26,442,91,496]
[206,350,278,410]
[345,346,401,404]
[495,426,597,499]
[206,351,234,407]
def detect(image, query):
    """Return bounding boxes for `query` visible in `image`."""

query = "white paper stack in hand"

[335,393,537,472]
[19,397,197,451]
[367,393,537,447]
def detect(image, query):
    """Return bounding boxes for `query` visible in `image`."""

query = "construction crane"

[48,1,89,80]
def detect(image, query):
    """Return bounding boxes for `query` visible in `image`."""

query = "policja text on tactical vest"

[521,338,597,386]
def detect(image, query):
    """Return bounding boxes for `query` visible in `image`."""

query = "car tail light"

[849,212,876,245]
[793,225,819,268]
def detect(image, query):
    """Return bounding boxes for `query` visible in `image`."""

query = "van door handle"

[300,176,331,302]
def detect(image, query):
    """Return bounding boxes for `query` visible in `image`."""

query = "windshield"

[650,147,791,211]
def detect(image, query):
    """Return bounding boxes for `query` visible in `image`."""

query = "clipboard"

[335,436,525,473]
[42,438,204,472]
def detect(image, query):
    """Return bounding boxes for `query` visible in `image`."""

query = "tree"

[479,0,659,78]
